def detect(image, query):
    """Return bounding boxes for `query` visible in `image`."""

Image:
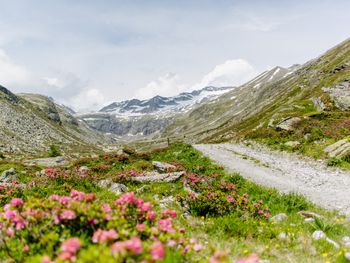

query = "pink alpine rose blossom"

[150,241,165,260]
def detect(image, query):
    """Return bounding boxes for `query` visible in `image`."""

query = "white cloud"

[193,59,257,90]
[135,73,187,99]
[70,88,106,112]
[0,49,37,88]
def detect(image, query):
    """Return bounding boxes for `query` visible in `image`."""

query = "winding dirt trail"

[194,143,350,217]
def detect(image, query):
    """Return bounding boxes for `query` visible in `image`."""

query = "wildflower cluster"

[0,190,201,262]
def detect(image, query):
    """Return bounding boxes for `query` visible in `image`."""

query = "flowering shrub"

[0,190,202,262]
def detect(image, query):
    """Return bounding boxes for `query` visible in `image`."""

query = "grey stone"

[24,156,69,167]
[304,218,315,223]
[129,171,185,183]
[152,161,176,172]
[298,211,323,219]
[79,166,89,174]
[0,168,18,183]
[276,117,302,131]
[325,238,340,248]
[271,213,288,222]
[97,178,128,194]
[312,230,326,240]
[284,141,300,148]
[136,185,151,194]
[324,138,350,158]
[278,232,287,240]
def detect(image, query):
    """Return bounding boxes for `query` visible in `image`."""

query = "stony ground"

[194,143,350,217]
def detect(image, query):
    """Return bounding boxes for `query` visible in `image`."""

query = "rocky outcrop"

[323,80,350,110]
[276,117,302,131]
[24,156,69,167]
[97,179,128,194]
[324,138,350,158]
[152,161,176,172]
[0,168,18,183]
[129,171,185,183]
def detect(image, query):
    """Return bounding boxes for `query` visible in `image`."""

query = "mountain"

[162,38,350,157]
[0,86,113,157]
[77,86,233,138]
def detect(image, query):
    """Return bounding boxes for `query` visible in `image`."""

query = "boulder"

[0,168,18,183]
[152,161,176,172]
[284,141,300,148]
[298,211,323,219]
[324,138,350,158]
[136,185,151,194]
[129,171,185,183]
[97,178,128,194]
[276,117,301,131]
[312,230,326,240]
[271,213,288,222]
[24,156,69,167]
[78,166,89,174]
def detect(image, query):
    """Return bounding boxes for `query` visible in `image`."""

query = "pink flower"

[92,229,118,243]
[60,210,76,220]
[23,245,29,251]
[125,237,143,254]
[111,237,143,255]
[129,170,138,176]
[236,253,260,263]
[15,219,26,230]
[5,210,17,219]
[140,202,152,213]
[6,228,14,237]
[161,209,177,218]
[136,223,146,232]
[258,210,264,214]
[150,241,165,260]
[226,195,235,203]
[10,198,24,207]
[41,256,54,263]
[167,240,177,247]
[70,190,85,201]
[61,238,81,254]
[102,204,112,213]
[193,244,204,251]
[264,212,270,218]
[158,218,175,233]
[147,211,156,221]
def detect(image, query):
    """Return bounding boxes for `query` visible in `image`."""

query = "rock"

[312,230,326,240]
[345,252,350,261]
[276,117,302,131]
[152,161,176,172]
[129,171,185,183]
[324,138,350,158]
[278,232,287,240]
[284,141,300,148]
[136,185,151,194]
[24,156,69,167]
[159,196,175,208]
[0,168,18,183]
[97,179,128,194]
[325,238,340,248]
[78,166,89,174]
[271,213,288,222]
[304,218,315,223]
[298,211,323,219]
[342,236,350,248]
[0,182,26,188]
[311,97,326,111]
[323,81,350,110]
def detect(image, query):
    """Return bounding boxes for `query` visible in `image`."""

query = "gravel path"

[194,143,350,217]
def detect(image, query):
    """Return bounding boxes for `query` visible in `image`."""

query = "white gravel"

[194,143,350,217]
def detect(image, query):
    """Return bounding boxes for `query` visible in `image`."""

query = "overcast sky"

[0,0,349,112]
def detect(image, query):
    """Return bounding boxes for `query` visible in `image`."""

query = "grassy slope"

[1,144,349,262]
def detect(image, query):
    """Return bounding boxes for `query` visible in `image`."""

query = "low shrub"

[48,144,61,157]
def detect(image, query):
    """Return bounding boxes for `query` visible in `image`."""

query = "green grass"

[1,144,350,262]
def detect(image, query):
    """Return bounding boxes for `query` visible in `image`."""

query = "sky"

[0,0,349,112]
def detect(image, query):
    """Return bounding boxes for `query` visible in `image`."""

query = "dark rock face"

[0,85,18,103]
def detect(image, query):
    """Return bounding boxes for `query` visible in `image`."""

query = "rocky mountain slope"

[163,38,350,161]
[0,86,113,156]
[77,86,233,138]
